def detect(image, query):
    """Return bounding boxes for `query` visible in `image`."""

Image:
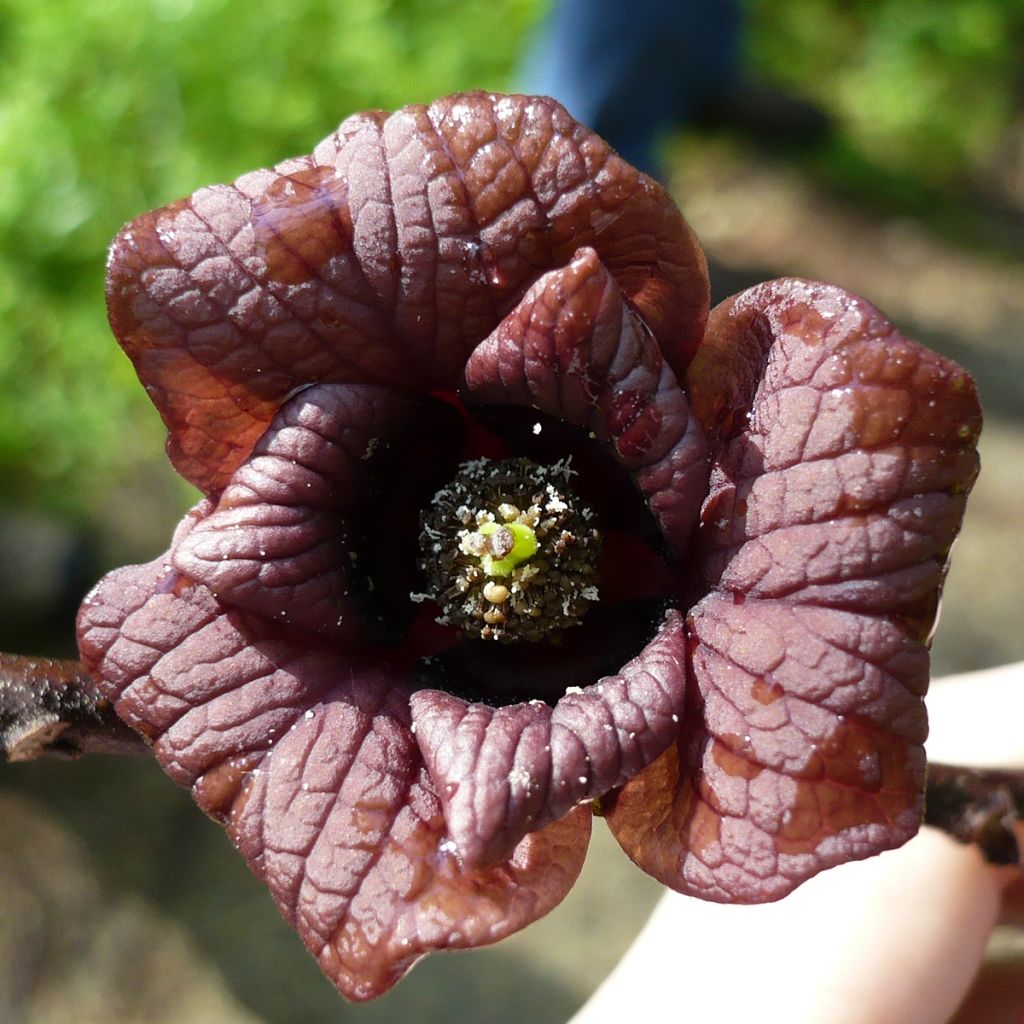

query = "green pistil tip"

[479,521,538,576]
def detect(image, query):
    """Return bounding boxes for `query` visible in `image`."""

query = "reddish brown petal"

[606,594,928,901]
[607,279,981,900]
[171,383,458,644]
[242,698,591,1001]
[409,609,687,866]
[690,279,981,634]
[463,247,709,554]
[77,558,590,999]
[106,92,708,494]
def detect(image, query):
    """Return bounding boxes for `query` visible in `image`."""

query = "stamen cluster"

[418,457,601,642]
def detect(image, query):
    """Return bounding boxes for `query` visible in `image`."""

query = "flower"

[76,92,982,1000]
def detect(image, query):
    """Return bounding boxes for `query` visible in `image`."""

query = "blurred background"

[1,0,1022,1020]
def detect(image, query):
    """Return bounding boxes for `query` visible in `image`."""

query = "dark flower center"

[417,457,602,643]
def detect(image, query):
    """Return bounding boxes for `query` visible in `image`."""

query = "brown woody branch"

[0,653,147,762]
[924,763,1024,865]
[1,651,1021,866]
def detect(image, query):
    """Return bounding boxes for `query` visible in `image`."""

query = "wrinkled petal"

[463,246,709,555]
[692,279,980,632]
[410,609,687,866]
[172,382,459,644]
[606,597,928,901]
[76,558,591,999]
[106,93,708,493]
[606,279,981,900]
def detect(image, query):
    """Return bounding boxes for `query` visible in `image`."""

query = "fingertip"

[927,662,1024,768]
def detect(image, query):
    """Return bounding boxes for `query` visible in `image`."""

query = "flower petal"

[692,279,980,632]
[605,595,928,902]
[106,93,708,494]
[606,279,981,900]
[76,559,591,999]
[409,609,687,867]
[463,246,709,555]
[171,382,459,644]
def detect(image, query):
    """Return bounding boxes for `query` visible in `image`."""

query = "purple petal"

[172,383,456,644]
[606,594,928,901]
[409,609,687,866]
[606,279,981,900]
[77,556,591,999]
[463,247,709,555]
[692,280,980,634]
[106,93,708,494]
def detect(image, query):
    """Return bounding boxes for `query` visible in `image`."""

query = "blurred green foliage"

[0,0,1021,524]
[748,0,1024,186]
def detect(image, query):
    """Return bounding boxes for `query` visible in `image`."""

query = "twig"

[925,762,1024,865]
[0,652,147,761]
[2,652,1022,866]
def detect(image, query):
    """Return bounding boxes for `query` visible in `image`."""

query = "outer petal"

[171,382,459,644]
[409,609,687,867]
[76,558,590,1000]
[607,597,929,901]
[106,92,708,493]
[606,279,982,900]
[463,246,709,555]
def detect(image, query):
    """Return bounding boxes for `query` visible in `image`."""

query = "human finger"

[570,827,1009,1024]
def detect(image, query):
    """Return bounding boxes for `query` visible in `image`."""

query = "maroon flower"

[76,93,981,1000]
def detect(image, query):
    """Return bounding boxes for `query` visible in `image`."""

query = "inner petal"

[463,246,709,557]
[410,608,688,866]
[172,382,461,646]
